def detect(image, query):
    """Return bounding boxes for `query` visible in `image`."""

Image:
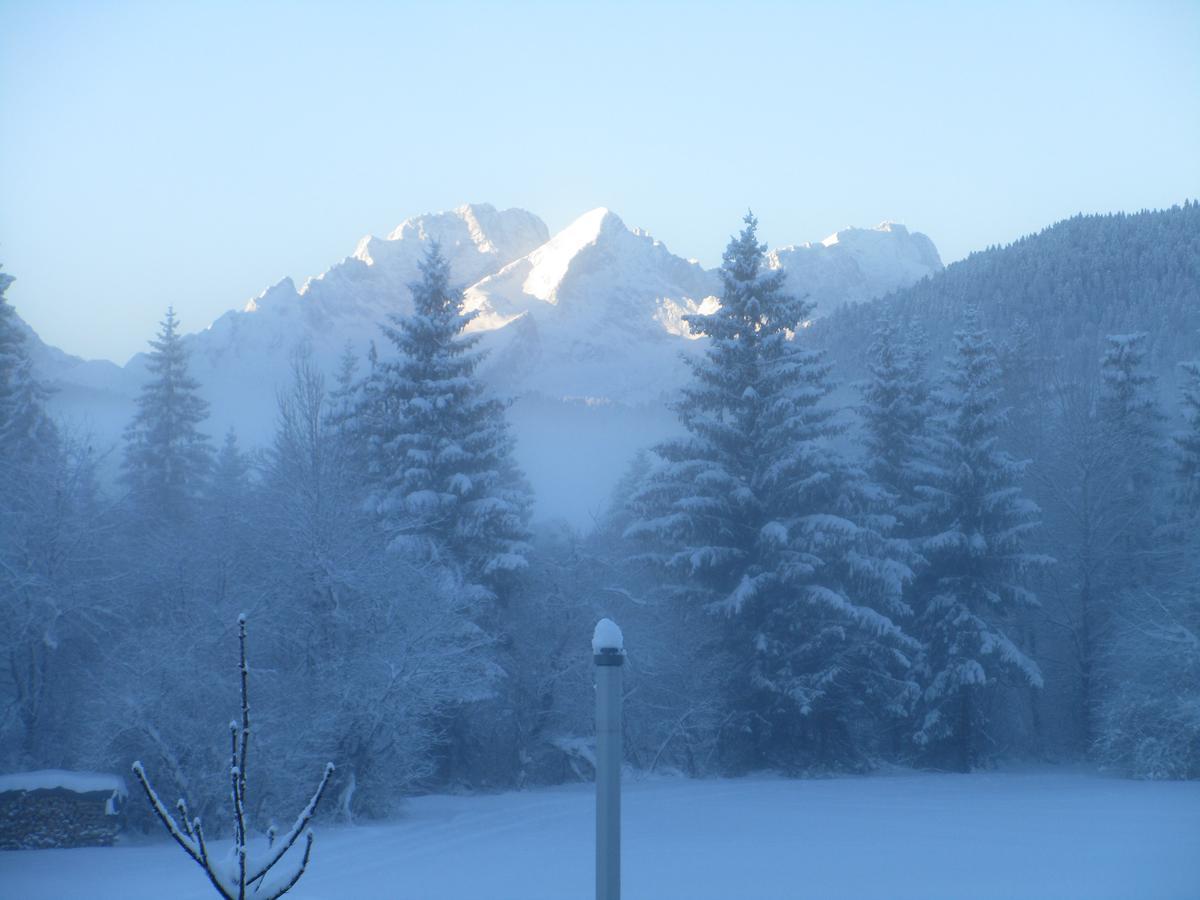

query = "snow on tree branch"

[132,616,334,900]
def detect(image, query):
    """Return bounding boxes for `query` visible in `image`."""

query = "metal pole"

[594,623,623,900]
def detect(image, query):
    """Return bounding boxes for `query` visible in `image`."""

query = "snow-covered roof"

[0,769,128,797]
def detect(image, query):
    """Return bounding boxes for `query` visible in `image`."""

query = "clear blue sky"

[2,0,1198,363]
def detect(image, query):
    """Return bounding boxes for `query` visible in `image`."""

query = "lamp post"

[593,618,624,900]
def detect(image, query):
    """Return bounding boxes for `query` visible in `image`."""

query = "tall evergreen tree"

[1091,345,1200,778]
[628,214,916,769]
[204,428,252,605]
[0,267,57,763]
[912,309,1047,771]
[1099,333,1164,478]
[996,315,1049,461]
[1,269,110,767]
[359,243,531,600]
[328,342,361,434]
[859,320,933,537]
[1094,349,1200,777]
[1172,358,1200,513]
[1097,332,1166,583]
[1038,373,1131,750]
[0,269,58,463]
[122,308,213,521]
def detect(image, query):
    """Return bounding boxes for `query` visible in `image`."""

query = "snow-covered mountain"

[769,222,942,313]
[469,207,720,404]
[138,204,551,423]
[24,203,941,524]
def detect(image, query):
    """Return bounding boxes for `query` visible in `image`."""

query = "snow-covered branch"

[132,616,333,900]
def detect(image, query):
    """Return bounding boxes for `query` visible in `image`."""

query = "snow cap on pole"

[592,618,624,656]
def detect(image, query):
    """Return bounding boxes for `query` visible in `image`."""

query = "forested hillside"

[817,202,1200,385]
[813,202,1200,774]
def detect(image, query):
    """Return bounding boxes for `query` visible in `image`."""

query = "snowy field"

[2,770,1197,899]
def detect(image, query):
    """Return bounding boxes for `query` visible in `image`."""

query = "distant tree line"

[1,204,1197,835]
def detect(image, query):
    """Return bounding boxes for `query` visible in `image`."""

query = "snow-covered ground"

[2,770,1197,899]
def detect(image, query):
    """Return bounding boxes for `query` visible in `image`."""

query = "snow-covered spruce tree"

[628,214,917,771]
[911,309,1048,771]
[132,615,334,900]
[1172,357,1200,513]
[994,315,1053,748]
[359,242,531,601]
[354,247,532,786]
[856,321,938,755]
[0,271,110,769]
[1092,352,1200,779]
[1036,373,1134,751]
[1099,333,1163,452]
[204,429,253,606]
[108,310,219,807]
[591,452,729,777]
[996,315,1051,462]
[1099,332,1165,513]
[122,307,213,522]
[326,342,362,439]
[0,268,58,466]
[1098,333,1165,568]
[1095,455,1200,781]
[210,429,250,520]
[0,266,74,765]
[859,320,934,538]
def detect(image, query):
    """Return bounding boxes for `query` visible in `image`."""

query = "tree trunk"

[1078,575,1095,751]
[958,688,974,773]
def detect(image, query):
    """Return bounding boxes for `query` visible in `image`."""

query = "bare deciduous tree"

[132,615,333,900]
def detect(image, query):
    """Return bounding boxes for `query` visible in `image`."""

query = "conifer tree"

[628,214,916,769]
[212,429,249,496]
[1100,333,1164,477]
[359,243,531,600]
[0,267,72,766]
[0,269,58,464]
[122,308,213,521]
[912,309,1046,770]
[1097,332,1166,583]
[1093,345,1198,778]
[1094,351,1200,778]
[859,320,933,537]
[1172,358,1200,513]
[1038,374,1128,750]
[997,315,1048,460]
[327,343,361,434]
[205,429,252,604]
